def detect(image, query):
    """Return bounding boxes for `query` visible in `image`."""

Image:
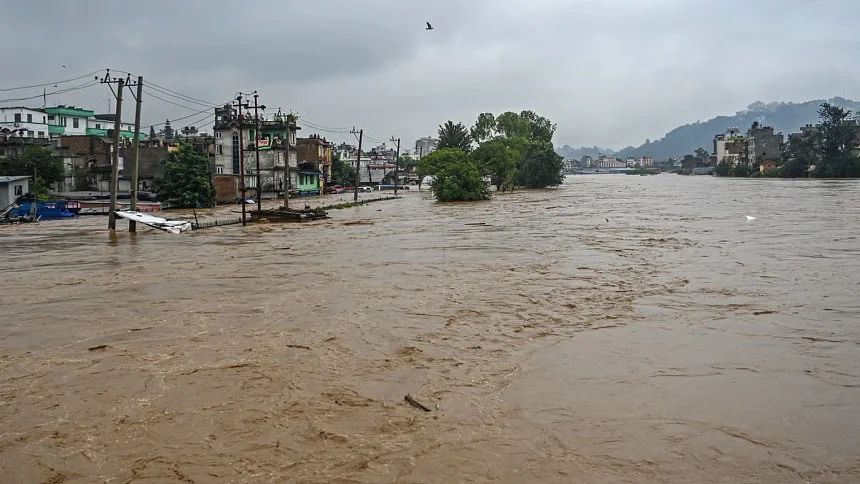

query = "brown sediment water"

[1,176,858,483]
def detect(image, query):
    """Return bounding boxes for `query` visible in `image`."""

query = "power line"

[0,70,104,92]
[145,83,218,108]
[0,79,100,104]
[144,80,219,107]
[144,89,207,112]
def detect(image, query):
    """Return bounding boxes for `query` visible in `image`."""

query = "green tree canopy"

[417,147,467,180]
[470,112,497,144]
[469,139,518,192]
[0,145,63,197]
[437,121,473,152]
[694,147,710,160]
[814,103,860,177]
[431,157,490,202]
[154,144,215,207]
[517,140,565,188]
[330,152,356,186]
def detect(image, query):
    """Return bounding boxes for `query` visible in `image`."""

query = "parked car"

[327,185,346,194]
[358,186,372,193]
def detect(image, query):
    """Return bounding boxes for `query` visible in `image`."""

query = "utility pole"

[128,76,143,232]
[284,113,291,209]
[252,93,263,216]
[350,128,363,202]
[99,70,126,231]
[390,136,401,196]
[234,95,250,226]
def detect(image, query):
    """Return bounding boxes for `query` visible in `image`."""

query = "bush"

[431,159,490,202]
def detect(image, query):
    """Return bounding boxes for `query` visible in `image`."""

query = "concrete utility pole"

[284,114,291,209]
[252,93,263,216]
[128,76,143,232]
[350,128,363,202]
[390,136,401,196]
[99,71,125,231]
[235,95,250,226]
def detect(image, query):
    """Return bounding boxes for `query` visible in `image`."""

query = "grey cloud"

[2,0,859,150]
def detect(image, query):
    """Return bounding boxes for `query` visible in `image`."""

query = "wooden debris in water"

[404,394,432,412]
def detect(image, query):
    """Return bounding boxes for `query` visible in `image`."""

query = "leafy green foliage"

[154,144,215,207]
[330,152,356,186]
[694,147,710,160]
[813,103,860,177]
[0,145,63,197]
[517,141,565,188]
[437,121,473,152]
[417,148,465,180]
[470,112,497,144]
[431,158,490,203]
[469,139,518,191]
[781,132,817,177]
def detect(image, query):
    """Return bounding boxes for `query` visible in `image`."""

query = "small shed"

[0,176,30,209]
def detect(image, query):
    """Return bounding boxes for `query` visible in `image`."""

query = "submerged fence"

[190,196,399,231]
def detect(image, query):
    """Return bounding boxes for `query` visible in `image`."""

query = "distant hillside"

[555,145,615,159]
[612,97,860,161]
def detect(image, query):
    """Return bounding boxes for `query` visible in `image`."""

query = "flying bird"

[426,21,434,30]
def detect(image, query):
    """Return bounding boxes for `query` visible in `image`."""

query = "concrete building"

[0,176,30,209]
[44,105,93,137]
[212,105,299,201]
[746,122,783,164]
[414,137,438,159]
[296,134,332,195]
[714,128,745,165]
[0,107,50,140]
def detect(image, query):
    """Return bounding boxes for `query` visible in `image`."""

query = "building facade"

[414,137,438,159]
[0,107,50,140]
[212,105,299,200]
[746,122,783,164]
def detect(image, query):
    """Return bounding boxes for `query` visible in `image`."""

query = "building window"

[15,185,23,196]
[27,114,32,123]
[73,118,79,129]
[28,130,34,138]
[216,145,223,155]
[14,113,21,122]
[62,117,67,127]
[216,132,222,139]
[43,116,46,123]
[48,115,54,122]
[96,124,101,129]
[216,166,224,175]
[232,133,240,174]
[38,131,45,138]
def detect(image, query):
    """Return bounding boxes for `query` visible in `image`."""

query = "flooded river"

[1,175,859,483]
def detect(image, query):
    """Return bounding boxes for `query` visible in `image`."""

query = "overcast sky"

[2,0,858,151]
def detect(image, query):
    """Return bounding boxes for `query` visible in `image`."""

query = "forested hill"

[575,98,860,161]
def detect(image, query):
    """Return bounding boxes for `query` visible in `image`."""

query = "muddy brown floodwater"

[1,176,859,483]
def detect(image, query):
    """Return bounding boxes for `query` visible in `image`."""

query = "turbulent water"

[1,175,859,483]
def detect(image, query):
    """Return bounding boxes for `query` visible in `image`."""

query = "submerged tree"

[469,139,518,192]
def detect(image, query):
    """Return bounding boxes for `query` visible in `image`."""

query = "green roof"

[44,106,94,117]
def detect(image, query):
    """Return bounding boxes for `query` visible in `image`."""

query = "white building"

[414,137,438,159]
[0,176,30,209]
[0,107,50,139]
